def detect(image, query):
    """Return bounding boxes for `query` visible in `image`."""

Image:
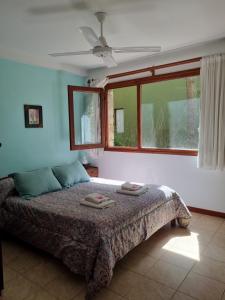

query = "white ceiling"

[1,0,225,71]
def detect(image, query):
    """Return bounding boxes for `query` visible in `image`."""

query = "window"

[106,69,200,155]
[108,86,137,147]
[68,86,104,150]
[115,109,125,134]
[141,76,200,149]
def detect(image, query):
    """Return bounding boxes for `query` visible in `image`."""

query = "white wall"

[88,38,225,213]
[93,152,225,213]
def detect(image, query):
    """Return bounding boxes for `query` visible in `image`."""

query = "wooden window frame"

[68,85,105,150]
[104,68,200,156]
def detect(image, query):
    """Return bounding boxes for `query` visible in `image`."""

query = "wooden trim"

[68,86,75,150]
[67,85,103,93]
[188,206,225,218]
[107,57,201,80]
[106,68,200,90]
[68,85,105,151]
[104,147,198,156]
[137,84,141,150]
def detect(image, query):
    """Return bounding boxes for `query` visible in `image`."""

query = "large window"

[106,69,200,155]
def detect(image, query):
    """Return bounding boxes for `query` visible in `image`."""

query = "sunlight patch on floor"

[162,232,200,261]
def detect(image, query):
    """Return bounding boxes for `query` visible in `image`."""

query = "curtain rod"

[107,57,202,80]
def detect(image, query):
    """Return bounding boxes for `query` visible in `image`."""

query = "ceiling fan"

[49,12,161,68]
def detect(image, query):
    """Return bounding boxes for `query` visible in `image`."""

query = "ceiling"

[1,0,225,71]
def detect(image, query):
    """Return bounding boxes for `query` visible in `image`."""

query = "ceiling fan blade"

[113,46,161,53]
[49,50,92,57]
[79,27,102,47]
[102,55,117,68]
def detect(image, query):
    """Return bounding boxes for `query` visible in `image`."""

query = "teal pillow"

[52,160,90,188]
[12,167,62,200]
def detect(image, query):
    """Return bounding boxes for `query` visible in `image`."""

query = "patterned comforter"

[0,177,191,299]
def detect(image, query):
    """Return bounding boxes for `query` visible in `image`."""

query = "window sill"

[104,147,198,156]
[70,144,104,150]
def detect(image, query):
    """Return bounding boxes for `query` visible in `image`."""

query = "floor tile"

[108,267,145,297]
[192,256,225,283]
[193,215,224,232]
[222,291,225,300]
[23,259,64,287]
[146,259,189,289]
[3,267,18,283]
[203,244,225,263]
[2,273,39,300]
[120,250,156,275]
[218,221,225,233]
[74,289,124,300]
[45,269,85,300]
[24,289,58,300]
[179,272,225,300]
[125,276,175,300]
[172,292,197,300]
[2,240,23,265]
[188,226,215,246]
[7,248,44,274]
[211,232,225,249]
[136,229,175,259]
[160,249,196,270]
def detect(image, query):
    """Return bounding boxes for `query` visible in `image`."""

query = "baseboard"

[188,206,225,218]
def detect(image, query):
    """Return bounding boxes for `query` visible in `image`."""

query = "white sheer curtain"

[198,53,225,170]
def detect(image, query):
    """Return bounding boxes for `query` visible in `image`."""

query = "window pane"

[141,76,200,149]
[108,86,137,147]
[115,109,124,133]
[74,91,101,145]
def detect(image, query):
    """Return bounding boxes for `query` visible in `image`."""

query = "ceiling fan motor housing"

[93,46,112,58]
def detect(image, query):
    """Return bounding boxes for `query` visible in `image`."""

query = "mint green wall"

[0,59,86,177]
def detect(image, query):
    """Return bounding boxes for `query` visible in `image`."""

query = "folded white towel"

[85,193,110,204]
[80,199,115,209]
[121,182,144,191]
[117,186,148,196]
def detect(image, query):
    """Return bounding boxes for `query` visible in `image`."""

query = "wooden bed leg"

[171,219,176,227]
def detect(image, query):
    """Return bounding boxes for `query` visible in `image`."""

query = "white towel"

[121,182,143,191]
[117,186,148,196]
[85,193,110,204]
[80,199,115,209]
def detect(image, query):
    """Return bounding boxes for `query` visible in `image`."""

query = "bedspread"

[0,177,191,299]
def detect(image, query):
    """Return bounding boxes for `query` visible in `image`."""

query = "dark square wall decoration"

[24,105,43,128]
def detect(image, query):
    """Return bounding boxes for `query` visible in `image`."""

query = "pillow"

[11,167,62,200]
[52,160,90,188]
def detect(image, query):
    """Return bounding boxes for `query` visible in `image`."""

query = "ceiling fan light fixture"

[49,11,162,68]
[93,46,112,58]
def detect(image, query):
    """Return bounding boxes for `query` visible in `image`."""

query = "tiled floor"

[1,212,225,300]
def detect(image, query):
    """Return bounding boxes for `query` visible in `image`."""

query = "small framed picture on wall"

[24,105,43,128]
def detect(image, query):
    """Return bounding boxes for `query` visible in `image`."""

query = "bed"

[0,176,191,299]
